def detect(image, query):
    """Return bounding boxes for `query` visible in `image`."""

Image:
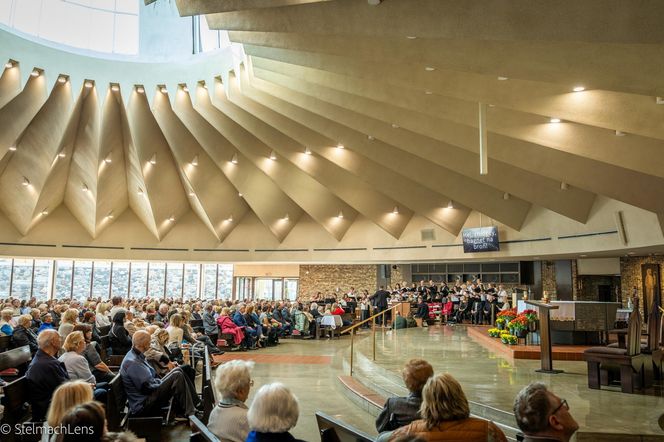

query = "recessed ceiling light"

[283,213,290,221]
[40,208,48,216]
[111,84,119,92]
[238,192,243,197]
[22,177,30,186]
[503,192,510,200]
[191,155,199,166]
[269,150,277,160]
[656,97,664,105]
[615,130,626,136]
[424,90,433,95]
[106,211,114,220]
[406,35,417,39]
[104,154,112,163]
[497,76,508,81]
[367,135,374,141]
[336,143,345,149]
[4,61,13,69]
[628,251,635,255]
[188,190,195,197]
[84,81,93,89]
[149,153,157,165]
[8,146,16,151]
[58,151,66,158]
[392,206,399,214]
[231,153,239,164]
[573,86,585,92]
[337,210,344,219]
[168,215,175,222]
[227,215,233,222]
[137,188,144,195]
[549,118,561,123]
[136,86,145,94]
[424,67,435,71]
[560,182,569,190]
[304,147,312,155]
[57,76,67,84]
[82,184,89,192]
[182,85,189,93]
[30,69,40,77]
[447,201,454,209]
[391,123,399,129]
[160,86,168,94]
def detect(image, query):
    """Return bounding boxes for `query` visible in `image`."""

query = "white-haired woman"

[246,383,304,442]
[208,360,255,442]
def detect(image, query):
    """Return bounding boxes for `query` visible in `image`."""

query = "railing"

[341,303,403,376]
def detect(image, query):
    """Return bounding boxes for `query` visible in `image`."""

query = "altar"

[518,300,621,345]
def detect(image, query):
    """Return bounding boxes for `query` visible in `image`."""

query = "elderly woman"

[73,324,115,383]
[217,307,246,349]
[38,313,56,333]
[58,331,108,403]
[145,328,197,382]
[376,359,433,433]
[208,360,255,442]
[388,373,506,442]
[246,383,304,442]
[12,314,39,354]
[58,308,79,341]
[0,308,14,336]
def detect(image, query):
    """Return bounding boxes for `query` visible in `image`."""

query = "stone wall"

[542,261,557,295]
[390,265,405,288]
[577,275,621,301]
[299,265,378,300]
[620,256,664,318]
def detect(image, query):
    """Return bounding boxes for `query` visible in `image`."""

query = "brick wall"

[620,256,664,318]
[299,265,378,300]
[577,275,620,301]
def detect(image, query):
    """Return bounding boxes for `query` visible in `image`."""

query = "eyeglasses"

[551,399,569,416]
[249,380,254,386]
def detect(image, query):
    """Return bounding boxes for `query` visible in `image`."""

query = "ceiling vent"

[421,229,436,242]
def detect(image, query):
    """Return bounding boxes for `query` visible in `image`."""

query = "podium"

[525,300,563,374]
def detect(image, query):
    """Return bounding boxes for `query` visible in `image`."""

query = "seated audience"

[73,324,115,383]
[26,329,69,421]
[82,311,101,343]
[95,302,111,328]
[376,359,433,433]
[208,360,255,442]
[203,303,219,344]
[166,313,185,345]
[414,297,429,323]
[57,401,106,442]
[388,373,507,442]
[12,313,39,354]
[109,311,132,355]
[58,308,79,342]
[0,308,14,335]
[246,383,305,442]
[513,382,579,442]
[218,307,248,349]
[39,313,56,333]
[120,330,199,418]
[42,380,93,442]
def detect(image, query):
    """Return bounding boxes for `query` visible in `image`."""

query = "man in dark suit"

[370,286,390,326]
[25,329,69,421]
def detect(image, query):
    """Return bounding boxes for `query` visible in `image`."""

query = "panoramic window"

[0,0,139,55]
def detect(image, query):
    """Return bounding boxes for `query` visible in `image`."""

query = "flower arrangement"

[501,334,518,344]
[488,328,502,337]
[497,308,517,322]
[508,314,530,332]
[500,330,511,337]
[496,317,507,329]
[522,309,538,322]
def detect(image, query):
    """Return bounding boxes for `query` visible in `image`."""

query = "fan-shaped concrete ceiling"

[0,0,663,262]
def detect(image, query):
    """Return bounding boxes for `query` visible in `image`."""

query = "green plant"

[504,334,518,345]
[508,314,529,332]
[496,318,506,327]
[488,328,501,337]
[522,309,538,322]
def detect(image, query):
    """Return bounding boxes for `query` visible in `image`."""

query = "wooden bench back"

[0,345,31,371]
[315,411,375,442]
[627,298,642,356]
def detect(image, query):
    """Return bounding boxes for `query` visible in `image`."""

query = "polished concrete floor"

[188,325,664,441]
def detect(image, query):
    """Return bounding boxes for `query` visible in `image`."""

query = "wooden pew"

[315,411,375,442]
[190,415,221,442]
[0,345,31,379]
[201,347,217,425]
[1,376,30,427]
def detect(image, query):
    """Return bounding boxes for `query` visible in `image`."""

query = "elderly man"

[155,303,170,324]
[513,383,579,442]
[25,329,70,421]
[120,330,199,418]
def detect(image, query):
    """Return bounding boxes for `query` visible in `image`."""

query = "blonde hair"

[221,307,231,316]
[1,308,13,320]
[169,313,183,328]
[63,331,85,352]
[420,373,470,428]
[62,308,79,324]
[46,380,94,427]
[18,314,32,328]
[96,303,108,315]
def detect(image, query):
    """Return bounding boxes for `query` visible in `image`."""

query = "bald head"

[132,330,151,353]
[38,329,61,356]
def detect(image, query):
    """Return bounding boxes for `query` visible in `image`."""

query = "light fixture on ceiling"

[238,192,243,197]
[168,215,175,222]
[231,153,239,164]
[82,184,89,192]
[503,192,510,200]
[549,118,561,123]
[4,61,14,69]
[304,147,312,155]
[560,182,569,190]
[106,211,114,220]
[573,86,586,92]
[160,86,168,94]
[188,190,195,196]
[149,153,157,165]
[227,215,233,222]
[447,201,454,209]
[367,135,374,141]
[8,146,16,151]
[58,151,66,158]
[337,210,344,219]
[656,97,664,105]
[104,153,112,163]
[111,84,119,92]
[57,75,68,84]
[615,130,626,136]
[22,176,30,186]
[392,206,399,214]
[137,188,144,196]
[191,155,199,166]
[182,85,189,93]
[425,66,435,71]
[391,123,399,129]
[136,85,145,94]
[336,143,345,149]
[283,213,290,221]
[406,35,417,39]
[269,150,277,160]
[40,208,48,216]
[30,69,40,77]
[84,81,93,89]
[497,76,508,81]
[424,90,433,95]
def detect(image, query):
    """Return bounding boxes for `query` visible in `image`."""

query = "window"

[148,262,166,299]
[1,0,140,55]
[202,264,217,299]
[10,259,32,300]
[183,264,200,300]
[217,264,232,299]
[0,259,12,298]
[33,260,52,301]
[129,262,147,299]
[92,261,111,298]
[111,261,129,297]
[285,279,298,301]
[166,263,184,299]
[72,261,93,302]
[254,278,274,300]
[235,277,252,301]
[55,260,74,299]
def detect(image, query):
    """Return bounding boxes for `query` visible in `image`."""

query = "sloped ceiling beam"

[176,0,332,15]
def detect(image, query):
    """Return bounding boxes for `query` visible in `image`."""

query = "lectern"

[525,300,563,374]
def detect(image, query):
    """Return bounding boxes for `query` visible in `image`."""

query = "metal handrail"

[345,303,405,376]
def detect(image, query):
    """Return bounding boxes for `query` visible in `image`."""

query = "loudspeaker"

[614,211,628,245]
